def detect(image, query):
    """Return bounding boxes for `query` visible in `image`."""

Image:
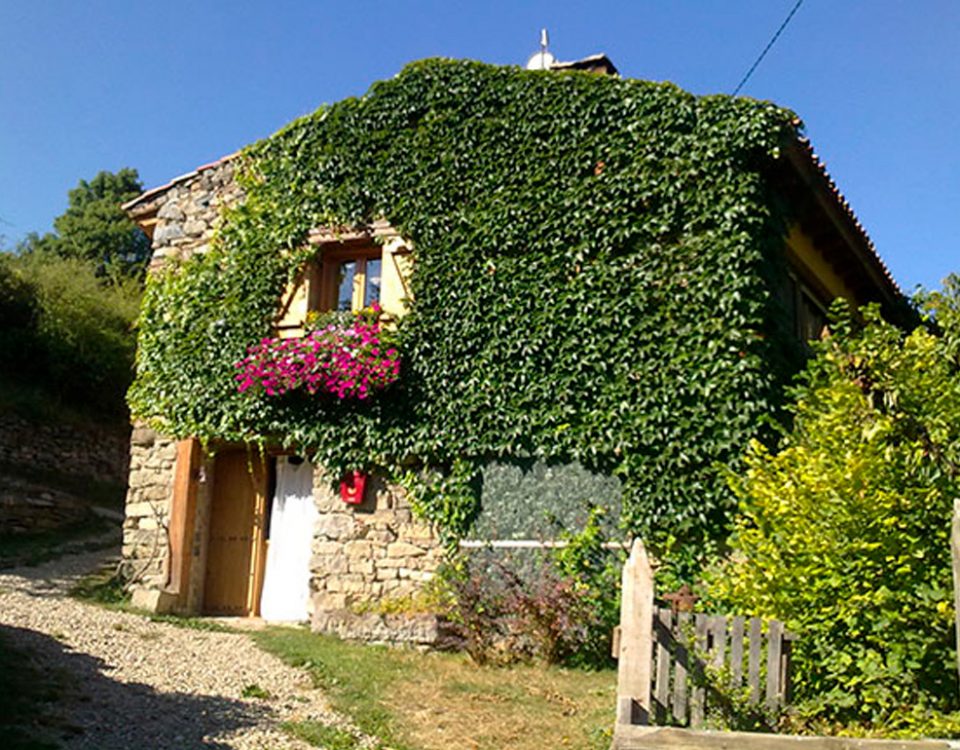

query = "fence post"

[616,538,655,726]
[951,498,960,700]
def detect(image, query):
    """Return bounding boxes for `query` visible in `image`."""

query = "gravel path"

[0,546,372,749]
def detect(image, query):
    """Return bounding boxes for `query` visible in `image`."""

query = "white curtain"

[260,457,317,621]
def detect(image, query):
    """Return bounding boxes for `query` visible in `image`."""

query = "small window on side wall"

[779,272,829,344]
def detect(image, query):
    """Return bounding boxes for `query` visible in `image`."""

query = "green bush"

[0,253,140,417]
[442,510,622,668]
[709,294,960,731]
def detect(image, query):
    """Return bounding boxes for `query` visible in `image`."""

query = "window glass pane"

[798,289,827,342]
[364,258,381,307]
[336,261,356,311]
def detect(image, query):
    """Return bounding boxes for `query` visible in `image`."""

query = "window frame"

[312,242,384,314]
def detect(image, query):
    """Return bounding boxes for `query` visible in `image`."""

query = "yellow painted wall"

[276,273,310,339]
[785,224,859,305]
[379,237,413,320]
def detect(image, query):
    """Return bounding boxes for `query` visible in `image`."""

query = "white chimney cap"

[526,50,556,70]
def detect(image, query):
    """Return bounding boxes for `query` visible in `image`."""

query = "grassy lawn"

[252,626,616,750]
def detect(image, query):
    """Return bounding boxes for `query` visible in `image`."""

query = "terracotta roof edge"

[784,136,902,300]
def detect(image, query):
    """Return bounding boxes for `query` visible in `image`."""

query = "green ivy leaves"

[128,59,800,566]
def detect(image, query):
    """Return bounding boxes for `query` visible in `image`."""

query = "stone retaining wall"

[312,610,456,648]
[0,413,129,486]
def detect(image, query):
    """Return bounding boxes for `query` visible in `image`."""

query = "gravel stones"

[0,547,374,749]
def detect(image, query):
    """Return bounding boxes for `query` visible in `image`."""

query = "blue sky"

[1,1,957,292]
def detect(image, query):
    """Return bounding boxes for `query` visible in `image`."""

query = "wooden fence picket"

[613,541,796,730]
[628,609,795,729]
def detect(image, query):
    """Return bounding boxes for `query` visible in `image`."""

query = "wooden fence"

[615,540,795,730]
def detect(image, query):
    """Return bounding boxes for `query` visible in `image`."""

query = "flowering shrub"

[235,304,400,400]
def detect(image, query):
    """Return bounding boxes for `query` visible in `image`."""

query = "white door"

[259,456,317,621]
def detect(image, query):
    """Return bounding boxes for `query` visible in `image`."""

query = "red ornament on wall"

[340,471,367,505]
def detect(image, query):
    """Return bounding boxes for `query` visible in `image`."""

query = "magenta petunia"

[233,309,399,400]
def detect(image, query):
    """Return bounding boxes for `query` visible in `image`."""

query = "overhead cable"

[732,0,806,95]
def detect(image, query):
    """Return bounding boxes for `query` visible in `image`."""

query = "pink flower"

[233,309,400,400]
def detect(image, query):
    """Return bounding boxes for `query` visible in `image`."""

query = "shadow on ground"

[1,623,276,750]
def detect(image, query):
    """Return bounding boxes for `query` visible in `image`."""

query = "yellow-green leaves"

[711,300,960,730]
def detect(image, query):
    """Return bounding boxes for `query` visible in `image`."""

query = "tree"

[709,292,960,733]
[19,168,150,280]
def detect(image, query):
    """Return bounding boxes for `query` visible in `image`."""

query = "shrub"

[709,295,960,730]
[0,253,140,417]
[442,512,622,668]
[442,553,604,666]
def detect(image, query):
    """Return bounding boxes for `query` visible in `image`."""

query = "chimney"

[525,29,619,76]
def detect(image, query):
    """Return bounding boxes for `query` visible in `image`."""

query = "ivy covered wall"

[128,59,804,567]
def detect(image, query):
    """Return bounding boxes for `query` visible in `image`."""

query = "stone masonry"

[0,413,129,486]
[126,156,241,270]
[122,158,446,642]
[121,425,176,590]
[311,474,442,610]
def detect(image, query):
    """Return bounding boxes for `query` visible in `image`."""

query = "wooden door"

[203,450,267,616]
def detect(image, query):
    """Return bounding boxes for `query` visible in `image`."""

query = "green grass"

[282,721,366,749]
[251,626,616,750]
[241,683,272,700]
[70,567,237,633]
[252,627,409,749]
[69,566,128,607]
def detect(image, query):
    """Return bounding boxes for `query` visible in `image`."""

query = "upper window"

[318,247,382,313]
[779,271,828,344]
[275,229,411,339]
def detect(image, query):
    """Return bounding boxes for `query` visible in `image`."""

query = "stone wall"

[128,157,241,271]
[310,473,443,617]
[0,413,129,486]
[122,160,448,639]
[121,425,176,590]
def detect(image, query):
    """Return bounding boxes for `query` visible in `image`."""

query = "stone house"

[119,57,902,643]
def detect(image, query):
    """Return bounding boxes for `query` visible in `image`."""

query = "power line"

[732,0,806,96]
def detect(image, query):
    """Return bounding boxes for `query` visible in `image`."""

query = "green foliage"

[709,297,960,729]
[553,509,624,666]
[281,721,367,750]
[129,59,803,562]
[19,168,151,280]
[0,252,141,417]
